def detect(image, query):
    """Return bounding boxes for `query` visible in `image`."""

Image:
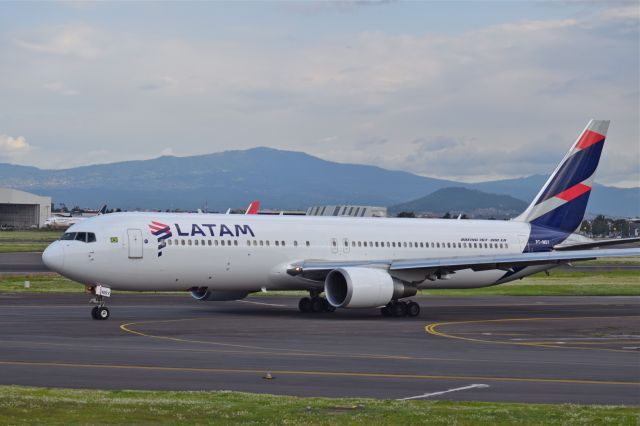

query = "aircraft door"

[518,235,529,252]
[127,229,144,259]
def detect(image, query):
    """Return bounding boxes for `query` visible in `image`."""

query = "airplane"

[44,205,108,229]
[41,120,640,320]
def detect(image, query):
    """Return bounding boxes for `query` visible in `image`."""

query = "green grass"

[0,242,50,252]
[580,257,640,266]
[0,386,637,425]
[0,229,62,252]
[420,270,640,297]
[2,270,637,297]
[0,230,62,241]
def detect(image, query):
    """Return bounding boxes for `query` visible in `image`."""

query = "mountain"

[0,147,637,216]
[389,187,529,218]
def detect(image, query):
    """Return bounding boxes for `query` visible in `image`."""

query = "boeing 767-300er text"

[42,120,640,319]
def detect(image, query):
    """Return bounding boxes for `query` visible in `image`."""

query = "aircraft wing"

[287,247,640,282]
[553,237,640,251]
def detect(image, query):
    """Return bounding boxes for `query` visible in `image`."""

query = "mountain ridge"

[0,147,637,216]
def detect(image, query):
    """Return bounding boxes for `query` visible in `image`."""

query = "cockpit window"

[60,232,96,243]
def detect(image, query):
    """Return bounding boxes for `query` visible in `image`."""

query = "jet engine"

[190,287,248,301]
[324,267,416,308]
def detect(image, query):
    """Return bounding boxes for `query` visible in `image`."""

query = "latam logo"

[148,222,256,257]
[148,221,173,257]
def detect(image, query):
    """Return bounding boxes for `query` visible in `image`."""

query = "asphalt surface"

[0,293,638,405]
[0,252,49,273]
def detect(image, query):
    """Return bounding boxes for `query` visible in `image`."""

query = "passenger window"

[386,242,390,247]
[260,241,264,246]
[87,233,96,243]
[436,242,440,248]
[484,243,488,248]
[420,242,423,248]
[499,243,503,249]
[275,241,280,247]
[195,240,199,246]
[181,240,186,246]
[403,242,407,248]
[408,242,413,248]
[234,240,238,246]
[281,241,285,247]
[294,241,298,247]
[253,240,257,246]
[167,239,172,246]
[375,242,379,247]
[188,240,192,246]
[431,242,435,248]
[505,243,509,249]
[352,241,356,247]
[247,240,252,246]
[363,242,367,247]
[201,240,205,246]
[306,241,310,247]
[266,240,270,246]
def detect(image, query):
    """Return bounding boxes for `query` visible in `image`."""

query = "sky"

[0,1,638,187]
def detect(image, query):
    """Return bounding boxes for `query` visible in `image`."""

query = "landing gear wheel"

[299,297,312,313]
[311,297,324,313]
[322,298,336,312]
[392,301,407,317]
[381,305,392,317]
[406,301,420,317]
[97,306,110,320]
[91,306,100,320]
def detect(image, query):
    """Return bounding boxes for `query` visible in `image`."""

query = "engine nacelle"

[324,267,416,308]
[190,287,248,301]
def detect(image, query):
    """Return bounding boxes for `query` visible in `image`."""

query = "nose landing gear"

[89,285,111,320]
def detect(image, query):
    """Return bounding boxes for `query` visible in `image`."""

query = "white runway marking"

[237,300,287,307]
[397,384,489,401]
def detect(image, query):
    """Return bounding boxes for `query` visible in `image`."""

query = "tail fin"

[515,119,609,233]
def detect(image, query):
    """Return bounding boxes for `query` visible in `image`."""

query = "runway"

[0,293,638,405]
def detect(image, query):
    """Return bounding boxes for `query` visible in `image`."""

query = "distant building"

[0,188,51,228]
[307,205,387,218]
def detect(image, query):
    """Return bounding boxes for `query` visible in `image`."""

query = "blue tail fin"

[515,119,609,233]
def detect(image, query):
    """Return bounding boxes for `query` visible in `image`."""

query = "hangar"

[0,188,51,229]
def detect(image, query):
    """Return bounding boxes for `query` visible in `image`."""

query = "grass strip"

[0,385,637,425]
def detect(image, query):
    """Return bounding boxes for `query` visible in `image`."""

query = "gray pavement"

[0,293,638,405]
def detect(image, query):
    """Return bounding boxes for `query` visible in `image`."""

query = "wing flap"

[288,248,640,281]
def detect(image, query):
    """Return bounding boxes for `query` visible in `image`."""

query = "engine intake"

[190,287,248,301]
[324,267,416,308]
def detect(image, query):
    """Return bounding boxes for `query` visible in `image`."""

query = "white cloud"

[14,25,103,59]
[0,135,32,159]
[1,4,637,187]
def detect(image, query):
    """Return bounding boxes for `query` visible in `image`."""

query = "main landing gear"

[298,291,336,314]
[381,300,420,318]
[89,285,111,320]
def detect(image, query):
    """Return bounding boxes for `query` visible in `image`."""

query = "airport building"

[0,188,51,228]
[306,205,387,218]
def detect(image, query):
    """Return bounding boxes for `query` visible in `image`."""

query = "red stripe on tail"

[555,183,591,202]
[575,130,605,150]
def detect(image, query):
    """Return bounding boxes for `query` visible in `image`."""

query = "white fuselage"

[43,212,549,293]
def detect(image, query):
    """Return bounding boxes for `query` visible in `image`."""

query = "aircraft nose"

[42,243,64,272]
